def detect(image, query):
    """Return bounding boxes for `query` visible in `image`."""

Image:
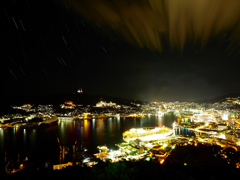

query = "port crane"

[56,134,63,163]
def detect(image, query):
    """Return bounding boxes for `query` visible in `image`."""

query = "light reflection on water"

[23,129,26,144]
[0,129,4,154]
[92,119,95,130]
[0,113,194,168]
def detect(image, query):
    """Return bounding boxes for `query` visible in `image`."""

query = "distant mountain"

[2,92,148,107]
[197,93,240,103]
[92,94,148,106]
[0,92,146,116]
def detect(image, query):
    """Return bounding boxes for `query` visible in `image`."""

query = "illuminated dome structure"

[123,126,173,142]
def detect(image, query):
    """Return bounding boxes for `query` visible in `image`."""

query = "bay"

[0,113,194,170]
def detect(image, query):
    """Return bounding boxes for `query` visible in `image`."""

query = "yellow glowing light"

[219,134,226,139]
[162,144,167,148]
[222,114,228,120]
[65,101,73,105]
[83,113,91,119]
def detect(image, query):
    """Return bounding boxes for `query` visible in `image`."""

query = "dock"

[41,116,58,126]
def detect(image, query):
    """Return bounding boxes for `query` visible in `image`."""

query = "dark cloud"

[59,0,240,53]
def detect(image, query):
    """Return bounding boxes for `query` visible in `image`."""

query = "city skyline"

[2,0,240,102]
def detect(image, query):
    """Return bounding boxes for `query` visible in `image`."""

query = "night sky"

[2,0,240,102]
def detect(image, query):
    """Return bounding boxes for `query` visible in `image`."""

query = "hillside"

[0,92,147,114]
[197,93,240,103]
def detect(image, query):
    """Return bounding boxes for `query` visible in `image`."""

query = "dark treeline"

[1,160,239,180]
[2,144,240,180]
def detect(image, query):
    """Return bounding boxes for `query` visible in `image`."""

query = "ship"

[123,126,174,142]
[40,116,59,127]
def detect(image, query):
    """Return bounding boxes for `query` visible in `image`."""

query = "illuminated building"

[96,101,117,107]
[225,133,236,142]
[60,101,75,109]
[65,101,73,105]
[77,88,83,93]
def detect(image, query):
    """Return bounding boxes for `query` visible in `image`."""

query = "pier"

[41,116,58,126]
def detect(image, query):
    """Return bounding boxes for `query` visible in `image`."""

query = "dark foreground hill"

[2,144,240,180]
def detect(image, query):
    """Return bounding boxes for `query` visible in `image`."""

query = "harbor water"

[0,113,194,170]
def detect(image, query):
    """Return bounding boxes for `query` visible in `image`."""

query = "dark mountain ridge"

[2,92,147,108]
[196,93,240,103]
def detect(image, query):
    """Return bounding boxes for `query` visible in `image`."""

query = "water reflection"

[158,115,163,127]
[175,127,195,136]
[80,121,84,140]
[108,118,112,133]
[117,117,120,131]
[83,120,91,146]
[92,119,95,130]
[0,129,4,154]
[29,129,36,152]
[60,121,64,133]
[23,129,26,143]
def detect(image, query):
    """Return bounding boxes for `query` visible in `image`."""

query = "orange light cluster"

[65,101,73,105]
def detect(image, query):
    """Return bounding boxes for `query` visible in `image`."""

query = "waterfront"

[0,113,194,169]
